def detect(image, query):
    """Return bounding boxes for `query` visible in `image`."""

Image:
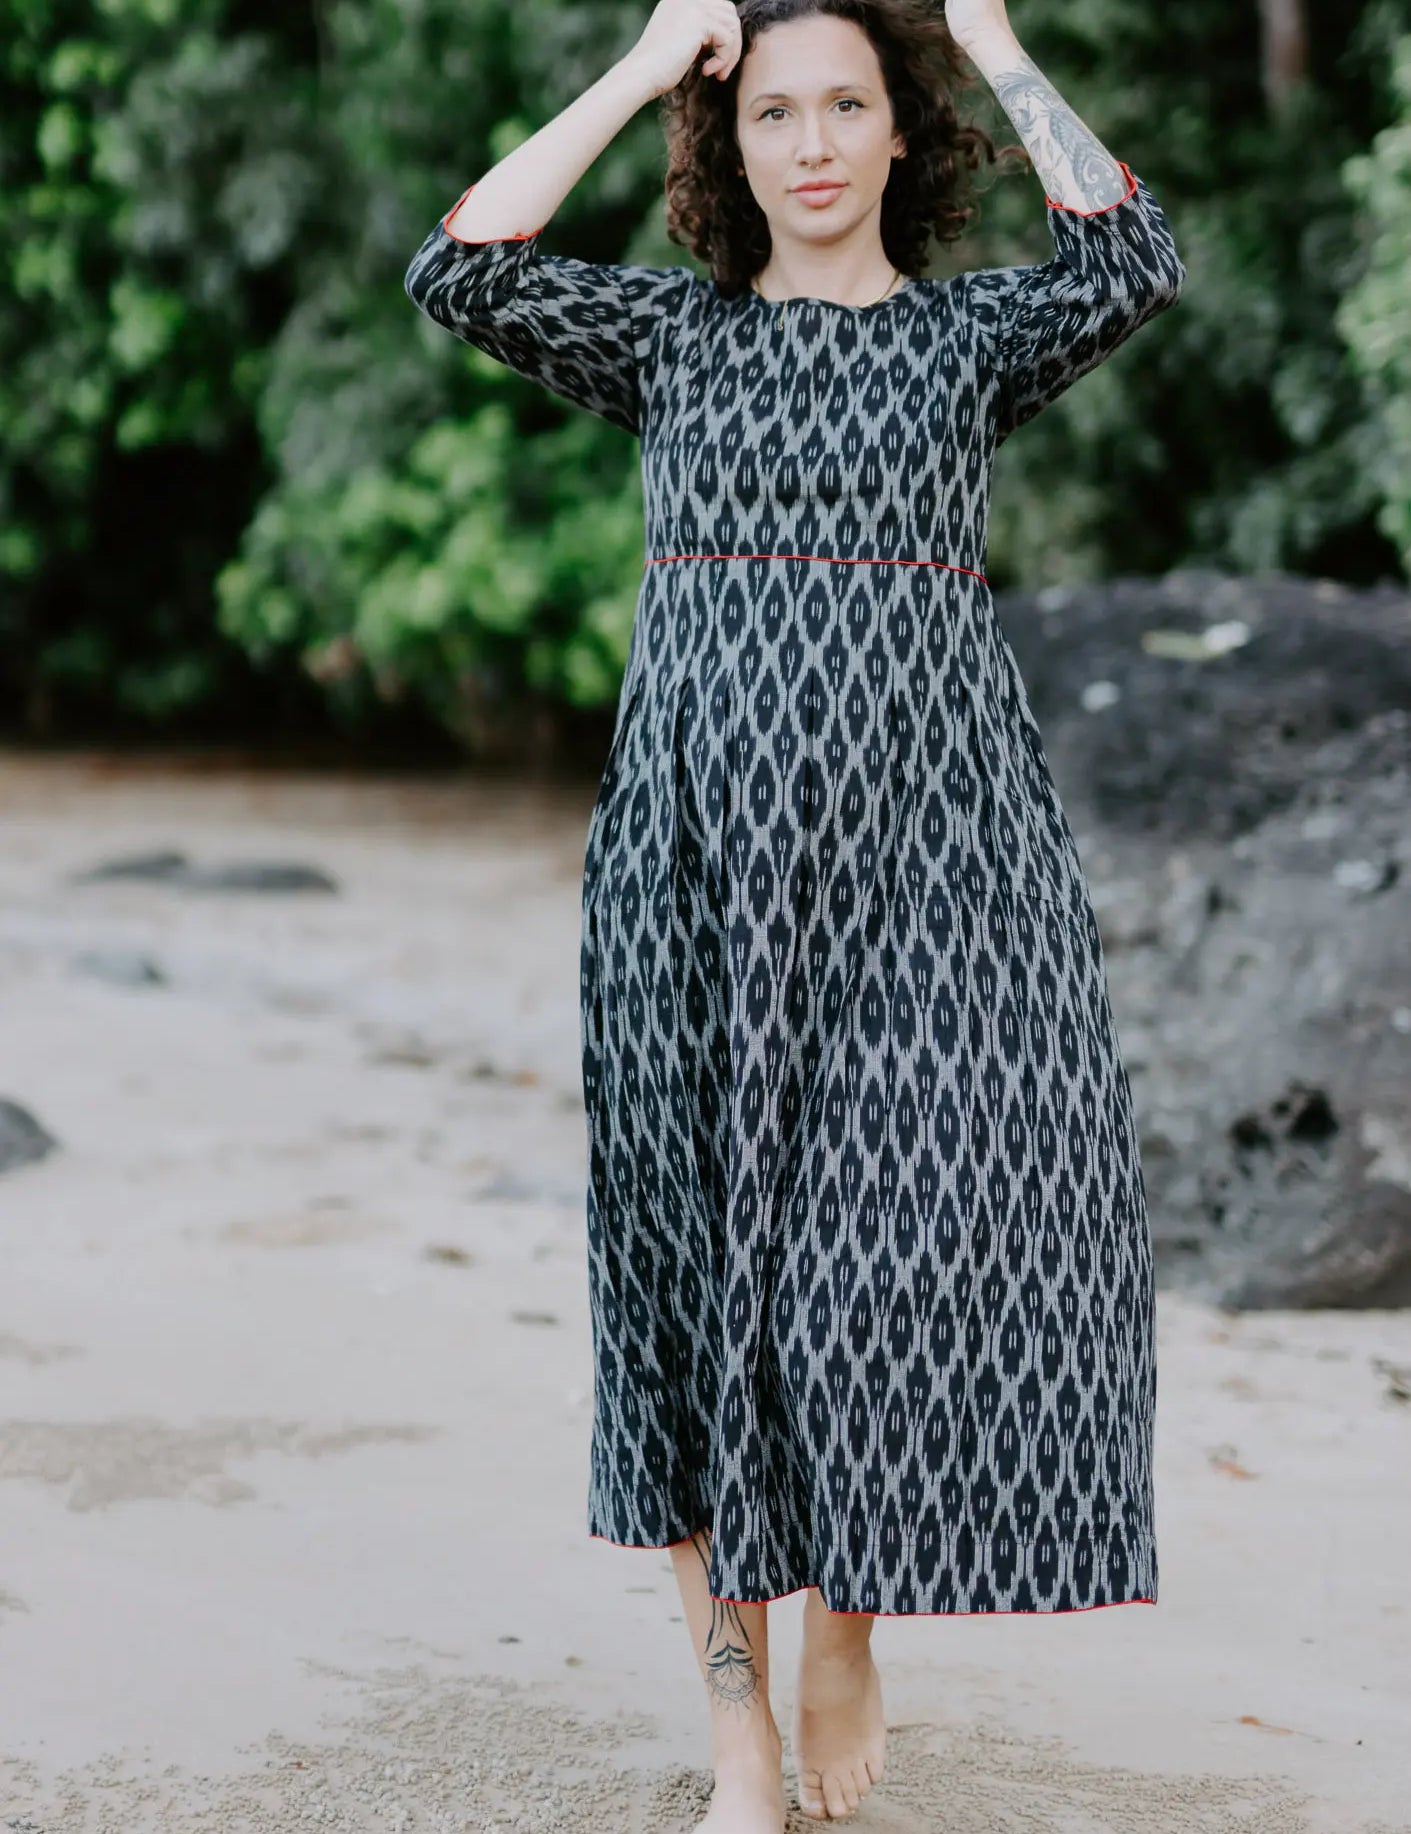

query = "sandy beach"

[1,750,1407,1834]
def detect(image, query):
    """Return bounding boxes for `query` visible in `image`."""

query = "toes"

[799,1755,881,1818]
[798,1744,885,1817]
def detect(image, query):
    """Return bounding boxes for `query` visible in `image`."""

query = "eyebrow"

[749,83,875,104]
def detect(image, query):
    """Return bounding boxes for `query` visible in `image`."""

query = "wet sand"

[0,750,1407,1833]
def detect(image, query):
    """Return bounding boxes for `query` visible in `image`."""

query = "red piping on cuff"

[1044,159,1138,218]
[441,181,547,245]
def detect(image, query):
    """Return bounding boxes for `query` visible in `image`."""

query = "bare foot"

[693,1720,786,1833]
[667,1532,785,1831]
[791,1646,886,1820]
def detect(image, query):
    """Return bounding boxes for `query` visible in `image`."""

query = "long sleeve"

[403,183,695,437]
[967,162,1186,448]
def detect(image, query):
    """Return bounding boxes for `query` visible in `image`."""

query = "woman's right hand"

[625,0,744,100]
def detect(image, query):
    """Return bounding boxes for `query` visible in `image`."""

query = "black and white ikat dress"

[405,159,1185,1616]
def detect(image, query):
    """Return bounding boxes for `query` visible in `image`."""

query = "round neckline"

[742,275,922,315]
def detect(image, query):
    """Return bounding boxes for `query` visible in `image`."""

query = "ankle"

[800,1637,874,1670]
[711,1710,783,1768]
[801,1596,875,1656]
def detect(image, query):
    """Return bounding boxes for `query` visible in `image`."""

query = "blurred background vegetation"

[2,0,1409,759]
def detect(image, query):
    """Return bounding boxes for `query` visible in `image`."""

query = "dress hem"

[589,1530,1157,1616]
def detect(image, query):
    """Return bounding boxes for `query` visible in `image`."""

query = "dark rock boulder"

[0,1100,59,1174]
[72,950,166,987]
[71,853,339,894]
[999,567,1411,841]
[994,568,1411,1309]
[73,849,190,883]
[181,861,339,894]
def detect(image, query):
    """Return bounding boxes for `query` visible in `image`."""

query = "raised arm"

[947,1,1186,443]
[403,2,744,434]
[954,4,1135,214]
[403,193,685,436]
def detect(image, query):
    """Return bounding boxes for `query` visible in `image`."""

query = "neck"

[752,253,900,308]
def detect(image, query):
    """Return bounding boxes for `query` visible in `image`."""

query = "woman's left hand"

[944,0,1015,53]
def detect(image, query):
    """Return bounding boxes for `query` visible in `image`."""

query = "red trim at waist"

[646,550,988,583]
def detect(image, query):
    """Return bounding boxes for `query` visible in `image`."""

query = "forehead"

[740,14,882,104]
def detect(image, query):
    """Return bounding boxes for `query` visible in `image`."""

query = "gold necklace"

[751,265,902,330]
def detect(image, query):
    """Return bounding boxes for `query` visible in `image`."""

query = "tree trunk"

[1258,0,1309,113]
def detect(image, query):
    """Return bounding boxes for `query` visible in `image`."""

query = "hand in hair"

[626,0,745,100]
[943,0,1015,56]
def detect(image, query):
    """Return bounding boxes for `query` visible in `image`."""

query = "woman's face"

[735,14,904,250]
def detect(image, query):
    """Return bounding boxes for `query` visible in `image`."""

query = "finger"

[701,33,737,79]
[707,2,741,53]
[695,8,740,79]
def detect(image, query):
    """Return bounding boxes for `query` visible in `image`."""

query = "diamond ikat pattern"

[405,162,1186,1614]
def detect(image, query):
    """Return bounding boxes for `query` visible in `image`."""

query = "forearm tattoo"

[689,1529,762,1711]
[989,50,1130,210]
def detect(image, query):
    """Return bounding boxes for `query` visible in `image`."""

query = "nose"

[793,114,835,165]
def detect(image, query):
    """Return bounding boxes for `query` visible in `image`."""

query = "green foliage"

[1337,32,1411,572]
[0,0,324,731]
[1,0,1409,751]
[971,0,1411,587]
[210,0,674,739]
[216,401,648,739]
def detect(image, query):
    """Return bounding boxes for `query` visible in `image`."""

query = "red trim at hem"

[646,550,989,584]
[441,181,547,246]
[1044,159,1138,218]
[590,1533,1155,1616]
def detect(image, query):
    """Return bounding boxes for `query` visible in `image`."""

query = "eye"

[758,98,863,121]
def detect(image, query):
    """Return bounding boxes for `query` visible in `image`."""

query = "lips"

[793,182,846,206]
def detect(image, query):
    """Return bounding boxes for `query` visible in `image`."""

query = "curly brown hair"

[658,0,1023,297]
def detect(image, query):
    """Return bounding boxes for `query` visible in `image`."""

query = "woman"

[405,0,1184,1825]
